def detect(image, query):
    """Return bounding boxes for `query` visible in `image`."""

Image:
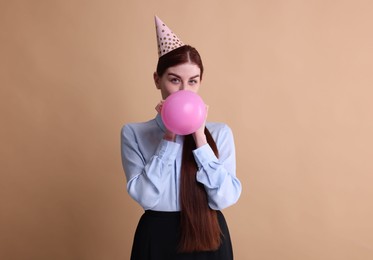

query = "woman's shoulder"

[206,121,233,135]
[206,122,235,145]
[121,118,158,134]
[123,118,155,127]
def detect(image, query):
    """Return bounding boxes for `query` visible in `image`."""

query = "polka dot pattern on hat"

[155,16,185,57]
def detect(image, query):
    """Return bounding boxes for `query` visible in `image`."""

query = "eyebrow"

[167,73,200,79]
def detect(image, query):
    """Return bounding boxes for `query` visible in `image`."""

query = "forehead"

[165,63,201,77]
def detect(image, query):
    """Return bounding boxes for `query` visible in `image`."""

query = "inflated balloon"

[161,90,206,135]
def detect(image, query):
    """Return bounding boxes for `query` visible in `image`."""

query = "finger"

[155,100,163,113]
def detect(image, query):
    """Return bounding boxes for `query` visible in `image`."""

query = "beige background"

[1,0,373,259]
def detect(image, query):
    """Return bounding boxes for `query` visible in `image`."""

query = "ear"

[153,72,161,89]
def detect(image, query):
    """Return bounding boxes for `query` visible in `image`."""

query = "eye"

[189,79,198,85]
[170,77,181,84]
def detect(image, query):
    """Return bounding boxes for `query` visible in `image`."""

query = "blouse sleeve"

[121,125,180,209]
[193,125,242,210]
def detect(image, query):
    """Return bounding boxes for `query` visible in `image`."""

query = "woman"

[121,16,242,260]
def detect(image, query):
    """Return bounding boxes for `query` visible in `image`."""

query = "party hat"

[155,16,185,57]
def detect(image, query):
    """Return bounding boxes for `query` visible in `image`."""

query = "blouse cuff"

[192,144,218,168]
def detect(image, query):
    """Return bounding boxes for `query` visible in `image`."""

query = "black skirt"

[130,210,233,260]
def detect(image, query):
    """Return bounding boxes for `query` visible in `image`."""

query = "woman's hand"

[192,105,208,148]
[155,100,164,114]
[155,100,176,142]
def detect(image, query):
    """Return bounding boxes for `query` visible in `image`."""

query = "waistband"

[144,210,181,217]
[144,210,222,217]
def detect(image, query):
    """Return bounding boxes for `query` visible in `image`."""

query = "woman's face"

[154,62,201,100]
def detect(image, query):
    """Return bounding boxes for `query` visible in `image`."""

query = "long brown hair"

[156,45,221,252]
[156,45,204,80]
[179,129,222,252]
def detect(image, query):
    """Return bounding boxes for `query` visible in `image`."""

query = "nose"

[179,84,191,91]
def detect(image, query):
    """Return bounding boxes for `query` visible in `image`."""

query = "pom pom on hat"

[155,16,185,57]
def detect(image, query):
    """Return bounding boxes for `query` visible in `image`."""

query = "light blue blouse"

[120,114,242,211]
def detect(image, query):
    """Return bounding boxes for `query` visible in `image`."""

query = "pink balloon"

[161,90,206,135]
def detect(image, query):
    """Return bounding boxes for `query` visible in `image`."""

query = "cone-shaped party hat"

[155,16,185,57]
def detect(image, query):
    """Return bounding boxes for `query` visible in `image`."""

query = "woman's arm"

[193,124,242,210]
[121,124,180,209]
